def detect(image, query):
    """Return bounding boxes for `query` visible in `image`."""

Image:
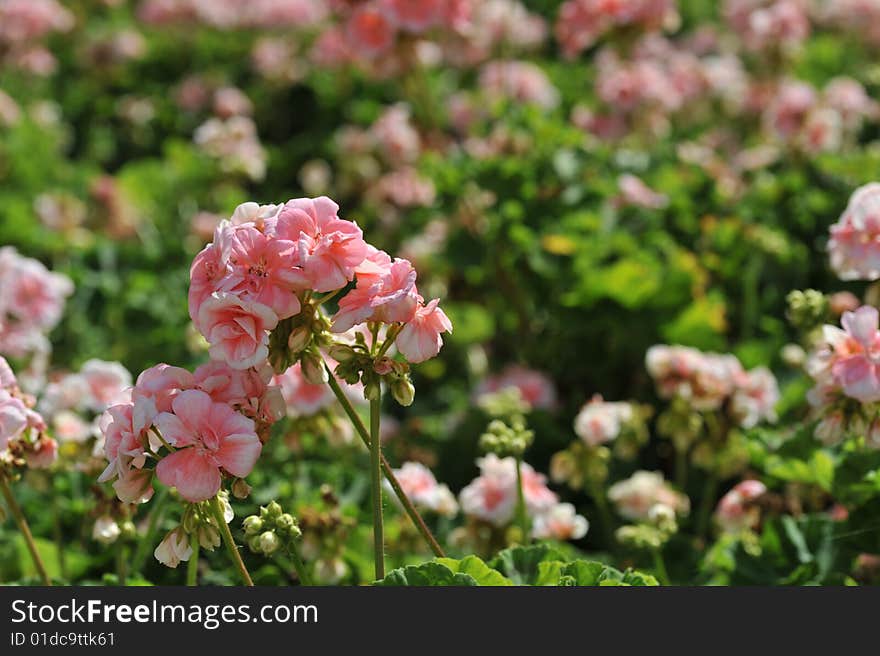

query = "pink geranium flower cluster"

[714,479,767,533]
[723,0,810,53]
[459,454,587,540]
[190,197,451,370]
[607,470,689,521]
[828,183,880,281]
[99,361,283,503]
[478,60,560,109]
[0,247,73,361]
[0,0,74,75]
[555,0,678,59]
[820,0,880,47]
[0,356,55,469]
[392,461,458,517]
[137,0,327,29]
[474,365,557,412]
[573,396,636,447]
[646,345,779,427]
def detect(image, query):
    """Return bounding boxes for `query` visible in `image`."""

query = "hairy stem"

[286,542,312,586]
[211,495,253,586]
[187,534,200,586]
[370,396,385,580]
[0,474,51,585]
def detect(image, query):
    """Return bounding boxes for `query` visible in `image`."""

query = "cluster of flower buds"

[786,288,830,333]
[0,246,73,365]
[616,502,679,550]
[478,417,534,458]
[154,492,234,568]
[0,356,56,472]
[243,501,303,557]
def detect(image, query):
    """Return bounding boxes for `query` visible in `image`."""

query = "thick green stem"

[514,457,529,542]
[286,542,312,586]
[325,365,446,557]
[133,486,169,572]
[0,474,51,585]
[370,396,385,580]
[211,496,253,586]
[652,549,671,586]
[187,534,200,586]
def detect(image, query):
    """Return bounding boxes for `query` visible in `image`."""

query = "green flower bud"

[263,501,283,520]
[391,376,415,406]
[259,530,280,555]
[243,516,263,536]
[328,343,357,362]
[275,513,297,536]
[287,325,312,354]
[363,378,381,402]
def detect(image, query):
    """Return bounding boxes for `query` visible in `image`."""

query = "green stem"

[51,491,67,581]
[674,445,688,491]
[286,542,312,586]
[325,365,445,557]
[370,396,385,580]
[374,324,402,359]
[0,474,51,585]
[116,543,128,584]
[652,549,671,586]
[696,472,720,540]
[187,534,200,586]
[211,495,254,586]
[514,457,529,542]
[133,486,169,572]
[588,479,615,549]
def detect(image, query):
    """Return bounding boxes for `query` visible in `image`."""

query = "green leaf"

[489,544,566,585]
[375,561,478,586]
[435,556,513,586]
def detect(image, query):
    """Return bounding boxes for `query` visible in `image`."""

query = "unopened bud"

[243,516,263,536]
[391,377,415,407]
[328,343,357,363]
[287,325,312,354]
[232,478,252,499]
[364,379,381,402]
[263,501,283,520]
[259,530,280,555]
[301,351,328,385]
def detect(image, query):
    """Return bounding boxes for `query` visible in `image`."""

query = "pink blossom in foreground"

[198,293,279,370]
[397,299,453,364]
[828,183,880,281]
[272,196,368,293]
[392,461,458,517]
[807,305,880,404]
[0,389,29,450]
[154,390,261,502]
[573,396,634,446]
[532,502,589,540]
[608,470,689,521]
[715,479,767,532]
[459,454,557,526]
[97,402,155,503]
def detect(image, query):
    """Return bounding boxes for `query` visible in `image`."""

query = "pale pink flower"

[810,306,880,403]
[381,0,443,32]
[223,224,303,318]
[828,183,880,281]
[194,361,269,406]
[133,363,195,414]
[397,299,452,363]
[346,4,395,58]
[715,479,767,532]
[189,240,233,326]
[724,0,809,52]
[459,454,557,526]
[573,396,634,446]
[0,355,17,389]
[616,174,668,210]
[154,389,261,502]
[272,362,335,417]
[25,435,57,469]
[331,248,420,332]
[646,345,743,411]
[154,527,192,568]
[272,196,368,293]
[474,366,557,411]
[531,502,589,540]
[731,367,779,428]
[608,470,689,521]
[198,293,279,370]
[213,86,252,119]
[0,247,73,331]
[370,104,421,165]
[824,77,878,129]
[392,461,458,517]
[479,60,559,109]
[0,389,28,449]
[52,410,92,443]
[80,359,132,411]
[98,402,154,503]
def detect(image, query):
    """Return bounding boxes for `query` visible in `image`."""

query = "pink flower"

[715,479,767,532]
[392,461,458,517]
[0,246,73,331]
[479,60,559,109]
[608,470,689,521]
[154,527,192,568]
[331,248,420,333]
[25,436,57,469]
[80,359,132,411]
[646,345,743,411]
[198,293,279,370]
[369,104,421,165]
[189,240,232,326]
[194,361,269,406]
[133,363,195,414]
[272,196,368,293]
[98,402,154,503]
[223,224,304,319]
[474,366,558,411]
[731,367,779,428]
[828,183,880,281]
[272,362,335,417]
[381,0,443,32]
[574,396,634,446]
[154,390,262,502]
[459,454,557,526]
[532,503,589,540]
[616,174,668,209]
[397,299,452,363]
[0,356,17,389]
[819,306,880,403]
[346,4,395,58]
[0,389,28,449]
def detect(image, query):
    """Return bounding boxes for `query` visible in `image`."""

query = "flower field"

[2,0,880,587]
